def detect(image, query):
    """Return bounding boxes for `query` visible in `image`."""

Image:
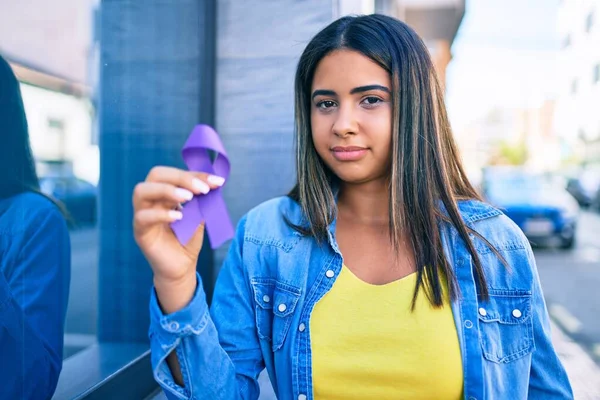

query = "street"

[534,210,600,364]
[65,211,600,396]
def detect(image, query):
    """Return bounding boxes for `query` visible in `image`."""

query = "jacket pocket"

[478,290,534,363]
[251,278,301,352]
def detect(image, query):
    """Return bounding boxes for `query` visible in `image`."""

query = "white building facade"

[555,0,600,166]
[0,0,98,184]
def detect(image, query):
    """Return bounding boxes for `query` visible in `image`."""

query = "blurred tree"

[490,140,529,165]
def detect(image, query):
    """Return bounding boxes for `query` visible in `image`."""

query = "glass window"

[5,2,98,361]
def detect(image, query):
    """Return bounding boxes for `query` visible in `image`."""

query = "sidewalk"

[550,321,600,399]
[257,321,600,399]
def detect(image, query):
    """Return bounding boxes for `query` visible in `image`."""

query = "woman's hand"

[133,166,225,311]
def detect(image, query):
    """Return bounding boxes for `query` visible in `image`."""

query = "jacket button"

[464,320,473,329]
[263,295,270,303]
[326,270,335,278]
[278,303,287,312]
[298,395,307,400]
[512,309,522,318]
[162,321,180,332]
[298,323,306,332]
[478,308,487,317]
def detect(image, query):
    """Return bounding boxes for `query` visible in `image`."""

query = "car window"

[73,179,94,192]
[486,174,557,201]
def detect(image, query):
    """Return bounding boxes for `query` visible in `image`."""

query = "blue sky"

[446,0,561,129]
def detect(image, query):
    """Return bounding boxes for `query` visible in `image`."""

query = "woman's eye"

[317,100,336,109]
[362,96,382,106]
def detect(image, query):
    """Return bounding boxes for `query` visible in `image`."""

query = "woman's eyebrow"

[350,84,391,94]
[311,89,336,100]
[311,85,391,100]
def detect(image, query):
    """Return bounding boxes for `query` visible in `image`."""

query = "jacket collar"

[286,195,501,244]
[438,199,502,225]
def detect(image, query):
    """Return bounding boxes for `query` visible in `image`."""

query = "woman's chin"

[334,172,382,186]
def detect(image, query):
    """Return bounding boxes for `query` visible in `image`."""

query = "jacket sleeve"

[0,206,71,400]
[149,215,265,400]
[526,245,574,399]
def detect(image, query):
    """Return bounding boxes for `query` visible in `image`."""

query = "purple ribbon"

[170,125,234,249]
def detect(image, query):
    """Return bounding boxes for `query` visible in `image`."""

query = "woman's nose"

[332,104,358,138]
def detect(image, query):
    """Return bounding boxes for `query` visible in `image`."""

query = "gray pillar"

[214,0,334,268]
[98,0,216,342]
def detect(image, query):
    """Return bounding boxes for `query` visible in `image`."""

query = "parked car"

[566,177,592,207]
[39,176,97,227]
[565,167,600,208]
[482,167,579,249]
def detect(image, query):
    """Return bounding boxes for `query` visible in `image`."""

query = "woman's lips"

[331,146,368,161]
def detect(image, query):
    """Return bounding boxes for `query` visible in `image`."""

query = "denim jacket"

[0,192,70,399]
[149,196,573,400]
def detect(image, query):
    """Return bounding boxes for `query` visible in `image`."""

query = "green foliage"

[490,140,529,166]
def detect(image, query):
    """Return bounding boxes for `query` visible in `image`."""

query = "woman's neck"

[337,179,389,226]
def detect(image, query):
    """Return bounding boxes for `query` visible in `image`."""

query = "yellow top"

[310,265,464,399]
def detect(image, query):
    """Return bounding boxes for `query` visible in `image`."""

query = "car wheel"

[560,236,576,250]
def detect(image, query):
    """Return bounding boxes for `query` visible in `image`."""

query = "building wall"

[0,0,98,182]
[20,84,97,183]
[214,0,335,266]
[555,0,600,165]
[337,0,375,15]
[521,100,561,172]
[396,0,464,88]
[0,0,95,84]
[426,39,452,88]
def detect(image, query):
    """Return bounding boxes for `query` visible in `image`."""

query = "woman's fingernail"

[207,175,225,186]
[168,210,183,221]
[192,178,210,194]
[175,188,194,201]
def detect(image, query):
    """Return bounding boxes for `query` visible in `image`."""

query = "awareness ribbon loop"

[170,124,234,249]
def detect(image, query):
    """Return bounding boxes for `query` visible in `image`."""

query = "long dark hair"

[0,54,41,199]
[0,54,71,222]
[288,14,500,307]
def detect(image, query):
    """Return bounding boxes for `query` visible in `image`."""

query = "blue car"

[39,175,98,227]
[482,168,579,249]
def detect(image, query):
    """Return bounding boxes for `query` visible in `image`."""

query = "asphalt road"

[534,210,600,364]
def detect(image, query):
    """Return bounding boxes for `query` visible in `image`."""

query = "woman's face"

[311,49,392,185]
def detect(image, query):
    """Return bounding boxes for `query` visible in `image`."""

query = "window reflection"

[0,0,99,366]
[0,54,72,399]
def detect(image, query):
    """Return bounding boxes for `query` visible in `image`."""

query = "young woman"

[0,54,71,398]
[134,15,573,399]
